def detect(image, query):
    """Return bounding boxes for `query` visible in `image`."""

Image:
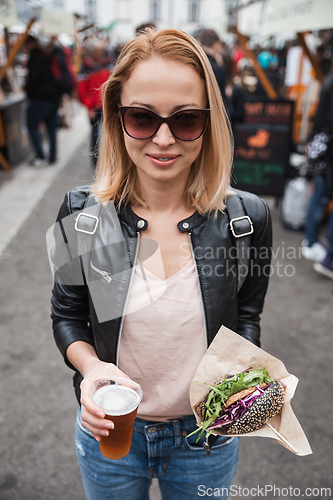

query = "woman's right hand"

[80,359,131,441]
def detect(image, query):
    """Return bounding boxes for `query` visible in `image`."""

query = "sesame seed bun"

[224,380,284,434]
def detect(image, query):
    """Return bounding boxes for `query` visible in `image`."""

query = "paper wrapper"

[190,326,312,456]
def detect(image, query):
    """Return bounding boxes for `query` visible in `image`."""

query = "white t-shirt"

[118,258,207,421]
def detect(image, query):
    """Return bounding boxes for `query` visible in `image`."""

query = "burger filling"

[208,383,272,431]
[189,367,272,441]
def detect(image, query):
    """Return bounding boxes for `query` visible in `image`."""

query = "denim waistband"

[135,415,197,447]
[135,414,196,435]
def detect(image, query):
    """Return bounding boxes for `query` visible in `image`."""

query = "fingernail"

[104,430,109,436]
[97,411,104,418]
[105,422,114,429]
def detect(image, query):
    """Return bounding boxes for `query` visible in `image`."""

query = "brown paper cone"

[190,325,312,456]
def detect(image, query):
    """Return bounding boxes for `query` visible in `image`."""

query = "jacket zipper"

[116,232,140,365]
[90,261,112,283]
[189,232,208,349]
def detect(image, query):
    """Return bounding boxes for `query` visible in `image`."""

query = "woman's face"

[120,57,207,188]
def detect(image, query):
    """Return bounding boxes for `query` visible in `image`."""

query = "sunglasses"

[118,105,210,141]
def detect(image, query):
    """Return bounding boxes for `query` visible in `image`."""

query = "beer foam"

[93,385,140,415]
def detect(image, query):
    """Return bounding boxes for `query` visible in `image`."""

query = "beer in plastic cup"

[92,378,143,460]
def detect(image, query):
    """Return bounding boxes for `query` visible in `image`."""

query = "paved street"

[0,105,332,500]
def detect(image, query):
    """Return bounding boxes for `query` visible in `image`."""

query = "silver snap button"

[148,427,156,433]
[137,220,145,229]
[182,222,190,229]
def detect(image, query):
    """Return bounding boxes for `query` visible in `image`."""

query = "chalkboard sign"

[232,99,294,196]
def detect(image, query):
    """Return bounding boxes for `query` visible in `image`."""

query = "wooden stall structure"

[260,0,333,143]
[0,0,35,171]
[73,13,110,76]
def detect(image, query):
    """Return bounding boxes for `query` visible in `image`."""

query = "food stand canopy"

[0,0,19,27]
[261,0,333,36]
[40,7,75,36]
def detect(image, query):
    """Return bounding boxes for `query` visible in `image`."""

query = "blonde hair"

[92,28,233,213]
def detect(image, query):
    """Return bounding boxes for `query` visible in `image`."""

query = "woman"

[51,29,272,500]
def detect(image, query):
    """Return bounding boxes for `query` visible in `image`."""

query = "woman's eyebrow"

[128,101,152,108]
[128,102,201,112]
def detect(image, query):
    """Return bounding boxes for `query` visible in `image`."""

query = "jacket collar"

[119,204,208,233]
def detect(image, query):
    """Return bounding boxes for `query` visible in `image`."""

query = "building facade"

[62,0,230,42]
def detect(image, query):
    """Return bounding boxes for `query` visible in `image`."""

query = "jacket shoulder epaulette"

[232,188,270,247]
[67,186,92,213]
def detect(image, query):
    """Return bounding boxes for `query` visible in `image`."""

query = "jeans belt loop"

[171,420,182,447]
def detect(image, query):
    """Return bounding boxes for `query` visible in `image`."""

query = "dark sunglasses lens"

[123,108,158,138]
[171,110,207,140]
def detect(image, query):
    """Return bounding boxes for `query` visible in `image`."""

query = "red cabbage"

[207,383,272,431]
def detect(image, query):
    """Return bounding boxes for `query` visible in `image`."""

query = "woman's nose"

[152,123,176,147]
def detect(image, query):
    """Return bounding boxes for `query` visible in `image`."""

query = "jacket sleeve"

[51,190,95,370]
[25,51,49,99]
[236,196,272,347]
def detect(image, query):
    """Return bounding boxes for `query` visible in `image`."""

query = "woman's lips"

[147,154,180,167]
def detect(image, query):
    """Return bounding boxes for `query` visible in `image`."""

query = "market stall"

[260,0,332,143]
[0,91,31,168]
[231,0,332,196]
[0,1,35,170]
[0,4,76,170]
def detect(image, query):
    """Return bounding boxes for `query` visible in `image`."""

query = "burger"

[191,367,284,440]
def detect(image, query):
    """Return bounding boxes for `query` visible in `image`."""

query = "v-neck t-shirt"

[118,258,207,421]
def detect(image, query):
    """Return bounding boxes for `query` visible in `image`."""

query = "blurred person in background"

[317,44,333,76]
[76,42,113,169]
[255,48,280,96]
[199,29,226,102]
[24,35,61,167]
[302,66,333,279]
[221,49,246,132]
[231,41,245,69]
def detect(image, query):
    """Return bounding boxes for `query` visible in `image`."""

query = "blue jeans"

[75,408,238,500]
[27,100,58,161]
[305,174,333,258]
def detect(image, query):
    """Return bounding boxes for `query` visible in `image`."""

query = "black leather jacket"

[51,187,272,403]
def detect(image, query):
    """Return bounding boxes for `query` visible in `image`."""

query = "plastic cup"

[92,378,143,460]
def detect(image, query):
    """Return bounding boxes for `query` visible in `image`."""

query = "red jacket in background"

[76,57,112,111]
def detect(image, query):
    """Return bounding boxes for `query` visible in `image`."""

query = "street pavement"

[0,105,332,500]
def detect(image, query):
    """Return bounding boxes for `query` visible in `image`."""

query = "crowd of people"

[22,35,114,169]
[20,27,287,170]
